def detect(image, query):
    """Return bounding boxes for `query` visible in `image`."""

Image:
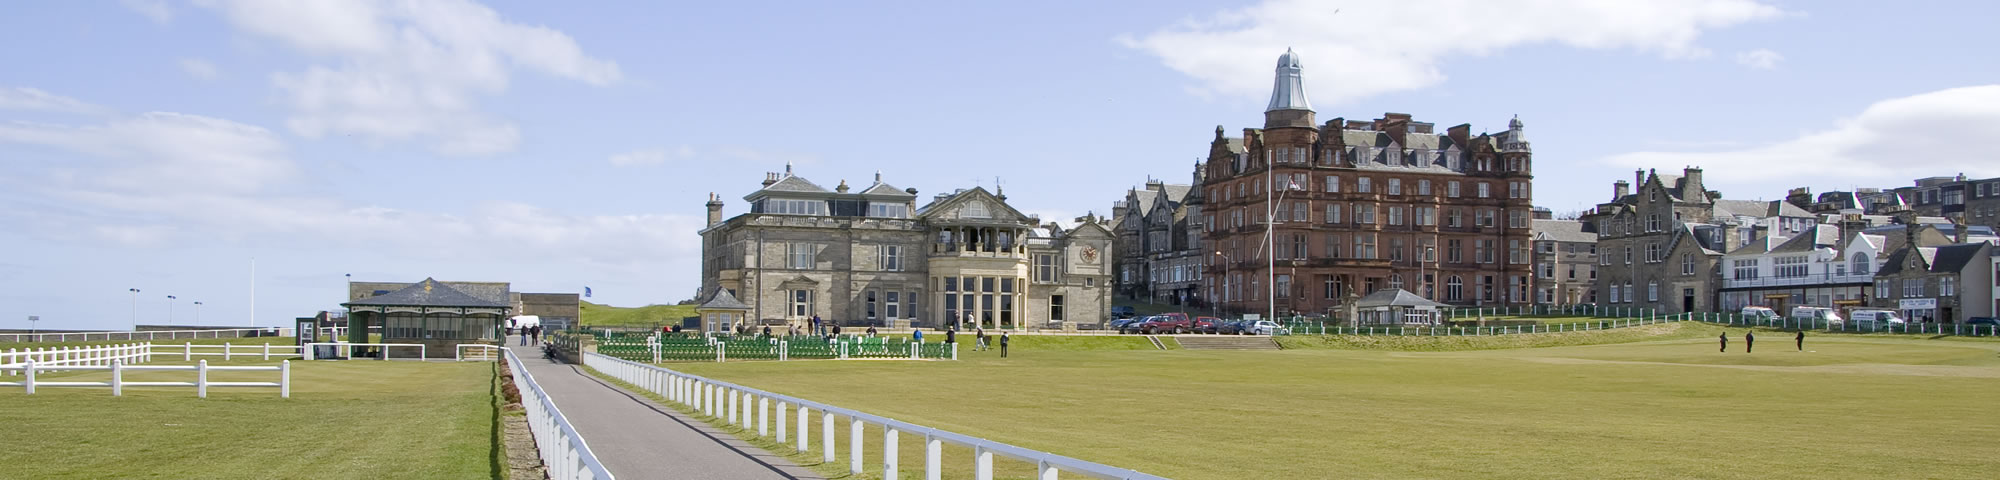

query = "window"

[1446,276,1463,301]
[1477,182,1491,198]
[1646,244,1661,263]
[1447,209,1463,228]
[764,198,828,215]
[1852,253,1871,274]
[1647,281,1658,302]
[1419,237,1436,262]
[1903,278,1924,298]
[1389,206,1405,226]
[1774,256,1809,278]
[1647,215,1660,232]
[1390,237,1406,262]
[1035,254,1060,282]
[1609,282,1621,303]
[1447,239,1463,263]
[1418,180,1431,195]
[1448,181,1461,197]
[787,243,817,269]
[1509,240,1528,264]
[1358,177,1373,193]
[1325,204,1342,223]
[1325,175,1341,193]
[1355,233,1377,259]
[1682,254,1694,275]
[1325,234,1342,259]
[868,203,909,218]
[1293,233,1309,259]
[1540,263,1554,279]
[1568,265,1577,279]
[1356,204,1376,224]
[1941,276,1956,297]
[906,291,917,319]
[879,245,903,271]
[1293,202,1308,224]
[1623,246,1632,264]
[1050,294,1065,321]
[1388,178,1403,195]
[1477,239,1495,264]
[1508,209,1527,228]
[1275,274,1291,298]
[866,291,879,319]
[1734,259,1759,280]
[1416,207,1435,226]
[1875,280,1890,299]
[791,289,813,317]
[1509,181,1524,199]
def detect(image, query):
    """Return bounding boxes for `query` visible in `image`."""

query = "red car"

[1191,317,1221,334]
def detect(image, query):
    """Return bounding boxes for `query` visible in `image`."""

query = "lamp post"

[128,288,140,331]
[1259,173,1301,321]
[1213,251,1233,315]
[194,301,203,325]
[167,295,177,325]
[27,315,38,334]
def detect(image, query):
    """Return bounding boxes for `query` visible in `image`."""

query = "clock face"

[1082,246,1099,263]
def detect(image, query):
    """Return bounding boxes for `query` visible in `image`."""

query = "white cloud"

[0,111,294,195]
[608,146,695,167]
[196,0,622,155]
[121,0,173,24]
[0,87,107,114]
[1735,48,1783,70]
[1603,85,2000,192]
[1120,0,1783,105]
[179,58,220,80]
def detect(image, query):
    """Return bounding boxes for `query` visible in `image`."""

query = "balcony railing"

[1723,272,1874,289]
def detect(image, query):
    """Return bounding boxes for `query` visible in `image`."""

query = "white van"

[1848,309,1906,327]
[1789,306,1842,325]
[1740,306,1778,320]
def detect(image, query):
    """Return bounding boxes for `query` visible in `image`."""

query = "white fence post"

[926,434,943,480]
[777,401,789,444]
[823,411,837,463]
[759,396,770,437]
[224,343,233,361]
[975,444,995,480]
[1038,460,1059,480]
[850,417,865,475]
[281,360,292,398]
[798,405,810,453]
[111,360,123,396]
[24,359,36,394]
[184,342,192,362]
[884,427,899,480]
[197,360,209,398]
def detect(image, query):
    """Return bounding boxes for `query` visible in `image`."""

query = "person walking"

[530,325,541,345]
[913,328,924,343]
[945,327,956,345]
[519,326,529,346]
[1000,331,1010,358]
[1745,331,1755,353]
[1719,332,1728,352]
[976,327,988,351]
[812,315,822,336]
[1795,330,1805,351]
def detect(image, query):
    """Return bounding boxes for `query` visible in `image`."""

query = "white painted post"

[925,435,942,480]
[884,427,899,480]
[797,405,810,452]
[4,348,12,377]
[197,360,209,398]
[823,411,836,463]
[112,360,123,396]
[23,360,34,394]
[975,445,994,480]
[184,342,192,361]
[850,417,864,475]
[728,388,739,425]
[759,396,770,437]
[225,342,234,361]
[742,391,754,429]
[1038,460,1059,480]
[263,343,271,361]
[281,360,291,398]
[777,401,789,443]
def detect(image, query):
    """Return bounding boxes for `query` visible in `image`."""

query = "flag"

[584,286,592,298]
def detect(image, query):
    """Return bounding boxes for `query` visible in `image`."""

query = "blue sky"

[4,0,1997,330]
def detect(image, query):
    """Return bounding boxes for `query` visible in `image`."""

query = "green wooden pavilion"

[342,278,509,358]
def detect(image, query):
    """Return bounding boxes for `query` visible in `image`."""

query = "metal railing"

[507,348,614,480]
[585,352,1167,480]
[1722,272,1874,289]
[301,343,427,361]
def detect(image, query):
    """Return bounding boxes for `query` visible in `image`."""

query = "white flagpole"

[250,258,256,328]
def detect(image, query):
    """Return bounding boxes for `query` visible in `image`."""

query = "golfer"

[1719,332,1728,352]
[1745,331,1755,353]
[1796,330,1804,351]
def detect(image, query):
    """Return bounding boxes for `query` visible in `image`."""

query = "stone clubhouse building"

[698,166,1114,330]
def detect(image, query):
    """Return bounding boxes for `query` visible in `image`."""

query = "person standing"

[945,327,956,345]
[812,315,822,336]
[976,328,987,351]
[913,328,924,343]
[1719,332,1728,352]
[1795,330,1805,351]
[519,326,529,346]
[762,325,772,337]
[1745,331,1755,353]
[1000,331,1010,358]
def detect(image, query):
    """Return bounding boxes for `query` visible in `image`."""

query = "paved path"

[505,339,822,480]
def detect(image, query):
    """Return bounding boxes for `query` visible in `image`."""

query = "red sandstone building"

[1201,50,1535,317]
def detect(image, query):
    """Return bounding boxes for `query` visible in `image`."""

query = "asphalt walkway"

[505,338,822,480]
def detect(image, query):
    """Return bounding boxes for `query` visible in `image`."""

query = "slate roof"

[1712,200,1776,218]
[1224,138,1245,154]
[1355,288,1451,308]
[699,288,750,310]
[1530,219,1595,243]
[858,182,916,198]
[344,278,508,308]
[1161,185,1192,205]
[1877,243,1989,276]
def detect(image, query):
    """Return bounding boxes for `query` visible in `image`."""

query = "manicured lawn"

[0,359,500,479]
[579,301,697,327]
[671,322,2000,479]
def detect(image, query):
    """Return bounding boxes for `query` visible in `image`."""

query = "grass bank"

[0,360,500,478]
[579,301,696,328]
[1274,320,1721,351]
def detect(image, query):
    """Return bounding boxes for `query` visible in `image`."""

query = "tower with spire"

[1264,48,1317,129]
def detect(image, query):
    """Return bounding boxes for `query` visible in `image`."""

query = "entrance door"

[1682,289,1695,313]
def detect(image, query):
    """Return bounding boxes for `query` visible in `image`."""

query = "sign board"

[1898,298,1937,310]
[27,316,37,321]
[296,319,317,346]
[1242,314,1262,321]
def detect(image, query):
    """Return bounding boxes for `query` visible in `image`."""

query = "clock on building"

[1082,246,1099,263]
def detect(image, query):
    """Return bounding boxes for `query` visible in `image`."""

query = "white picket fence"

[2,343,304,377]
[0,328,295,343]
[0,358,291,398]
[507,348,613,480]
[586,352,1167,480]
[458,344,501,362]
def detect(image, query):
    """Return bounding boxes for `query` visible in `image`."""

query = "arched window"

[1446,276,1463,301]
[1852,253,1871,274]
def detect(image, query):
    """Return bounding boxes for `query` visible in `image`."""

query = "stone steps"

[1175,336,1280,350]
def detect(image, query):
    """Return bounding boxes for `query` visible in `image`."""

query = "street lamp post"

[128,288,140,331]
[167,295,177,325]
[194,301,203,325]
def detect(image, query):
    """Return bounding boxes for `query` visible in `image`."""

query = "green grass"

[579,301,697,327]
[670,324,2000,480]
[0,359,501,479]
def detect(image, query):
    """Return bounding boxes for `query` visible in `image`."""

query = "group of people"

[506,321,542,346]
[1719,330,1806,353]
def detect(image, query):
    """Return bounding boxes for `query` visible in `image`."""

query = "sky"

[3,0,1997,330]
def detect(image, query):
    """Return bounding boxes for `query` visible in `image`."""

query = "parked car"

[1192,317,1221,334]
[1218,320,1250,335]
[1110,306,1136,319]
[1789,306,1842,325]
[1143,316,1191,334]
[1248,320,1290,336]
[1108,317,1144,332]
[1848,309,1906,328]
[1967,317,1999,326]
[1739,306,1778,320]
[1122,316,1167,334]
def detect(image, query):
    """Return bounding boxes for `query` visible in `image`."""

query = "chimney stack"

[1635,169,1645,187]
[705,193,725,226]
[762,172,778,187]
[1682,167,1705,202]
[1614,180,1630,200]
